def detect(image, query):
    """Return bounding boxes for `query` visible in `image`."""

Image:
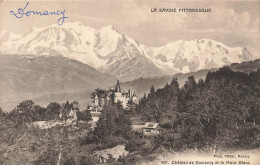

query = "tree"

[7,100,45,124]
[45,102,61,120]
[89,103,132,148]
[78,156,96,165]
[77,110,92,122]
[72,101,80,110]
[150,86,155,94]
[64,101,70,110]
[0,107,6,117]
[184,76,196,92]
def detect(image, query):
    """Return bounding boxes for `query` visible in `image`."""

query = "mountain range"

[0,22,255,81]
[0,22,259,111]
[0,55,116,111]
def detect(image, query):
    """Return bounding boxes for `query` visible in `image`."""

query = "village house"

[66,109,78,123]
[90,111,102,122]
[59,107,78,124]
[88,94,103,122]
[143,122,160,136]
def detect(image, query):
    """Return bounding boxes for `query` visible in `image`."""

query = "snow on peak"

[94,25,122,57]
[149,38,253,74]
[0,22,255,80]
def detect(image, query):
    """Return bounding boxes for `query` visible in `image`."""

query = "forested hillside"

[121,59,260,99]
[0,67,259,164]
[137,67,260,150]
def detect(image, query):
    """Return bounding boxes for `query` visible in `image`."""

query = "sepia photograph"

[0,0,259,164]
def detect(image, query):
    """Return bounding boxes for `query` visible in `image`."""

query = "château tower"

[94,94,99,107]
[132,90,138,104]
[114,80,122,103]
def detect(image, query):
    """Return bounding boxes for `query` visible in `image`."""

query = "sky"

[0,0,259,57]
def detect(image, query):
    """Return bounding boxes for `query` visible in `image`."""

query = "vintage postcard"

[0,0,259,164]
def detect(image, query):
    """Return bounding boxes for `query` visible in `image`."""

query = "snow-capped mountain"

[0,22,254,81]
[149,39,253,73]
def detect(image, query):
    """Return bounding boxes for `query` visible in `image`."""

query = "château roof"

[95,94,98,99]
[126,89,131,98]
[115,80,121,92]
[133,90,136,96]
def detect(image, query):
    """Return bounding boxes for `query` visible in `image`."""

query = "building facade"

[113,80,138,109]
[91,80,138,110]
[143,122,160,136]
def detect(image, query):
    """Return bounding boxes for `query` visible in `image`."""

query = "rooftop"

[144,122,159,129]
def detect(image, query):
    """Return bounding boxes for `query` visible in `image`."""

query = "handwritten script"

[10,2,68,26]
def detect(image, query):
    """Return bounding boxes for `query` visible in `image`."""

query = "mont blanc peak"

[0,22,254,81]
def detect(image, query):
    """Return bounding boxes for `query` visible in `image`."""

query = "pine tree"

[150,86,155,94]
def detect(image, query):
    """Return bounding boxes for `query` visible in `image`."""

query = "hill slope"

[0,55,117,111]
[121,59,260,97]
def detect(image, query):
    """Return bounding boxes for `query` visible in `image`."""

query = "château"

[90,80,138,111]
